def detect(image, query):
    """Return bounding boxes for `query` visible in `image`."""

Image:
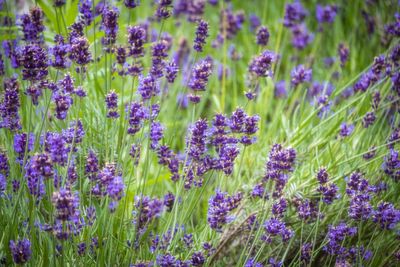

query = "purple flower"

[128,102,149,135]
[382,149,400,181]
[274,80,287,98]
[9,239,31,264]
[249,13,261,32]
[194,19,209,52]
[155,0,173,19]
[316,5,338,24]
[0,173,6,194]
[52,188,79,221]
[50,35,70,69]
[338,43,349,67]
[79,0,93,26]
[294,198,319,222]
[106,175,124,201]
[256,26,270,46]
[165,61,179,83]
[362,112,376,128]
[272,198,287,217]
[124,0,139,8]
[248,50,277,77]
[134,195,163,231]
[69,37,92,66]
[207,190,242,231]
[324,222,357,256]
[291,24,314,50]
[348,193,372,220]
[105,91,119,118]
[189,58,213,92]
[127,25,146,58]
[54,93,73,120]
[0,78,21,131]
[85,150,99,180]
[372,202,400,230]
[101,6,119,47]
[150,41,168,78]
[318,184,338,204]
[150,121,164,149]
[263,218,293,243]
[138,75,159,101]
[187,119,208,161]
[191,251,205,266]
[163,192,175,212]
[340,123,355,137]
[20,7,45,43]
[301,243,312,264]
[291,64,312,87]
[156,253,176,267]
[283,1,308,28]
[19,44,48,81]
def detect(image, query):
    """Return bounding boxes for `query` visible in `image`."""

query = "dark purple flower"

[291,24,314,50]
[127,25,146,58]
[0,173,6,194]
[52,188,79,221]
[156,253,176,267]
[20,7,45,43]
[272,198,287,217]
[194,19,209,52]
[348,193,372,220]
[274,80,287,98]
[283,1,308,28]
[207,190,242,231]
[134,195,163,231]
[324,222,357,256]
[150,41,168,78]
[78,0,93,26]
[295,198,319,222]
[316,5,338,24]
[138,75,159,101]
[249,13,261,32]
[105,91,119,118]
[124,0,139,8]
[106,175,124,201]
[188,58,213,103]
[165,61,179,83]
[372,202,400,230]
[163,192,175,212]
[301,243,312,264]
[318,183,339,204]
[19,44,48,81]
[382,149,400,181]
[263,218,293,243]
[248,50,277,77]
[291,64,312,87]
[256,26,270,46]
[0,78,21,131]
[339,123,355,137]
[9,239,31,264]
[54,93,73,120]
[362,112,376,128]
[101,6,119,47]
[69,36,92,66]
[50,35,70,69]
[191,251,205,266]
[187,119,208,161]
[150,121,164,149]
[128,102,149,135]
[156,0,173,19]
[44,132,68,166]
[338,43,349,67]
[85,150,99,180]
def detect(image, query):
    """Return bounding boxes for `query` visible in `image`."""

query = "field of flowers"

[0,0,399,266]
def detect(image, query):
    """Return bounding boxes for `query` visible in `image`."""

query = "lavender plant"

[0,0,399,266]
